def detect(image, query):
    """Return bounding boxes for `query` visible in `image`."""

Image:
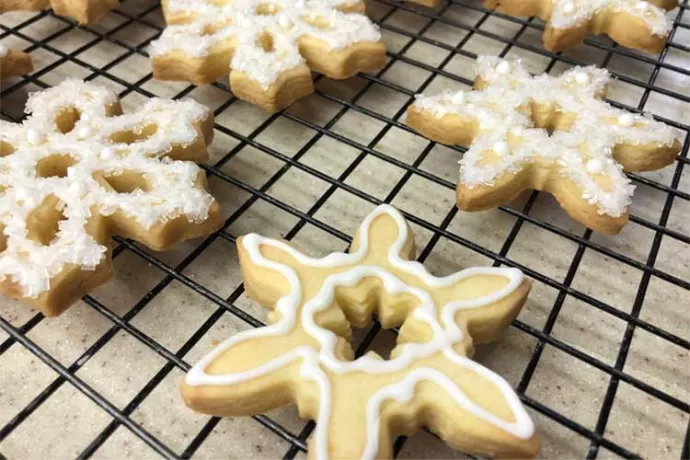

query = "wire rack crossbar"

[0,0,688,459]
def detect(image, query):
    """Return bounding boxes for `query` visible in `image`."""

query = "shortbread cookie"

[0,0,118,24]
[0,79,223,316]
[182,204,540,459]
[407,57,681,235]
[149,0,386,112]
[485,0,676,52]
[0,44,33,80]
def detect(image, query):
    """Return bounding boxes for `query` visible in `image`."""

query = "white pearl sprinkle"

[617,113,635,127]
[574,72,589,84]
[451,92,465,105]
[100,147,116,159]
[493,141,510,156]
[77,127,93,138]
[278,15,290,28]
[495,61,511,74]
[27,129,43,144]
[0,44,8,58]
[586,159,604,174]
[563,2,576,14]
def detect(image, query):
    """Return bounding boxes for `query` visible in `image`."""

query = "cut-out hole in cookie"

[36,154,78,178]
[256,31,275,53]
[201,21,230,36]
[301,14,332,29]
[0,224,7,253]
[110,124,158,144]
[26,195,67,246]
[104,170,152,193]
[55,107,82,134]
[256,3,279,15]
[0,141,15,157]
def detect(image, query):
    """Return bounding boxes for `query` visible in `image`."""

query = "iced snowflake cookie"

[182,204,540,459]
[407,57,681,234]
[485,0,677,52]
[0,0,118,24]
[0,43,33,80]
[0,80,223,316]
[149,0,386,112]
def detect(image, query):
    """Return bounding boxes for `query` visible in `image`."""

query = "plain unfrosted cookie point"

[0,0,119,24]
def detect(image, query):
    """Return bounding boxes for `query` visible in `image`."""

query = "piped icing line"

[0,79,215,298]
[411,56,680,218]
[149,0,382,89]
[549,0,673,36]
[185,204,534,459]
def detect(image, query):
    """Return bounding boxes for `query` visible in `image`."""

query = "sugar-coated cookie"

[407,56,681,235]
[182,204,539,459]
[485,0,677,52]
[150,0,386,113]
[0,80,223,316]
[0,44,33,80]
[0,0,118,24]
[403,0,676,53]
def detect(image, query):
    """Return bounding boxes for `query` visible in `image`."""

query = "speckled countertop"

[0,0,688,459]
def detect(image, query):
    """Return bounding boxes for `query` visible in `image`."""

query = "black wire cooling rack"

[0,0,688,459]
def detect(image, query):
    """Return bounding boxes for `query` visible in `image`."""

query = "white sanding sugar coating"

[186,204,535,460]
[0,79,215,298]
[149,0,382,88]
[412,56,680,217]
[550,0,672,36]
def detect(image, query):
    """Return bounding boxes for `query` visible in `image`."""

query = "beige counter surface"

[0,0,688,458]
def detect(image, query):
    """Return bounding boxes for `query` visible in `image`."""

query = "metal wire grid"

[0,0,688,458]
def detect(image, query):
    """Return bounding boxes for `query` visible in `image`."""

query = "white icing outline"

[186,204,535,459]
[411,56,680,217]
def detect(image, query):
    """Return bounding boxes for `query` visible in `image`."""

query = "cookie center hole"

[110,124,158,144]
[0,141,15,157]
[301,14,331,28]
[256,3,279,15]
[353,325,398,361]
[55,107,82,134]
[0,224,7,253]
[201,21,229,36]
[26,195,67,246]
[36,154,78,178]
[257,31,275,52]
[104,170,151,193]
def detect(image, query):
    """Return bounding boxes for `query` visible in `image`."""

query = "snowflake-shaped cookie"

[0,0,118,24]
[404,0,676,53]
[149,0,386,112]
[0,80,223,316]
[0,43,33,80]
[485,0,677,52]
[408,56,681,234]
[182,204,540,459]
